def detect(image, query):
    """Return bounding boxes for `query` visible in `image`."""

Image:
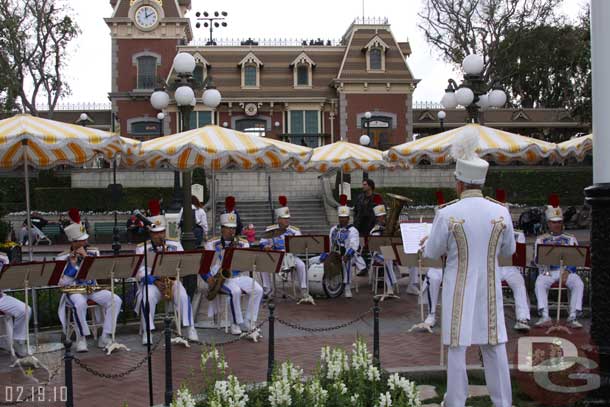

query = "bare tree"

[0,0,79,117]
[418,0,562,81]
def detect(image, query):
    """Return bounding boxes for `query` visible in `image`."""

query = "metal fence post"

[267,302,276,383]
[164,317,173,406]
[63,340,74,407]
[373,296,380,368]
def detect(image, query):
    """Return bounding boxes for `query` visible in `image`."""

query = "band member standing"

[423,130,515,407]
[368,197,398,295]
[56,209,122,353]
[0,253,32,357]
[260,196,311,301]
[326,195,366,298]
[203,213,264,335]
[134,201,199,345]
[534,196,584,329]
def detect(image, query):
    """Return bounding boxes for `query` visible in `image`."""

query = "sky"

[61,0,588,106]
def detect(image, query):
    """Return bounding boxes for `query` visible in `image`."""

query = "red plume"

[225,196,236,212]
[495,188,506,204]
[373,194,383,206]
[435,191,445,206]
[148,199,161,216]
[339,194,348,206]
[278,195,288,207]
[68,208,80,224]
[549,193,560,208]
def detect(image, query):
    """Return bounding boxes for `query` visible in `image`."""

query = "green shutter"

[290,110,304,133]
[198,111,212,126]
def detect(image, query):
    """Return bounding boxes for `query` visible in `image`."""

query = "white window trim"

[290,52,316,88]
[287,109,321,134]
[192,52,210,82]
[363,35,389,73]
[238,52,263,89]
[132,51,161,90]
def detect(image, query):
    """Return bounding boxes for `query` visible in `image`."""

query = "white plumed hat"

[451,125,489,185]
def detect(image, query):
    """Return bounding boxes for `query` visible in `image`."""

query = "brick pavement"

[0,280,593,407]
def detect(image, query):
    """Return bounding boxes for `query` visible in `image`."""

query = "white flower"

[306,379,328,407]
[367,365,381,382]
[279,361,303,384]
[334,382,348,395]
[268,377,292,407]
[211,376,249,407]
[387,374,421,406]
[171,387,196,407]
[377,391,393,407]
[350,393,360,403]
[351,339,372,370]
[217,359,228,370]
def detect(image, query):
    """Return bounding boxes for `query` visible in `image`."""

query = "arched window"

[296,65,309,86]
[244,65,257,87]
[137,56,157,89]
[369,48,382,70]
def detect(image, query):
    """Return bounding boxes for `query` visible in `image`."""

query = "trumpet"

[61,284,111,295]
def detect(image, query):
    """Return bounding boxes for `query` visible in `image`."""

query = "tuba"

[206,236,238,301]
[384,193,413,236]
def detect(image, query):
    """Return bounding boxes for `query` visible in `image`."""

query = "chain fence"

[173,318,268,347]
[72,334,163,380]
[275,307,373,333]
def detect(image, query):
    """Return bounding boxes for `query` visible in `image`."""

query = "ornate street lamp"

[437,110,446,132]
[440,54,507,123]
[149,52,222,250]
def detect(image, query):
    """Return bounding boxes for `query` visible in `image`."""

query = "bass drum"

[307,264,344,299]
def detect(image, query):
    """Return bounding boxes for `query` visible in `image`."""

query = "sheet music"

[400,223,431,254]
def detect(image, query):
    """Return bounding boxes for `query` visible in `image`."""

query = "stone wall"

[71,169,175,188]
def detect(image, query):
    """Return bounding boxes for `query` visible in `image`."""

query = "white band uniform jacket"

[424,190,516,347]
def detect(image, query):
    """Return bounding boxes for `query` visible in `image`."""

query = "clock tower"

[105,0,192,139]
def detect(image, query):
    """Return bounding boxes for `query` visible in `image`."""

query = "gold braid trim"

[449,217,468,347]
[487,217,507,346]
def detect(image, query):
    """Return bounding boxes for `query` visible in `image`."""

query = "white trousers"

[221,275,263,326]
[424,268,442,315]
[499,267,531,321]
[139,282,193,331]
[446,344,512,407]
[535,270,584,317]
[384,260,398,287]
[408,266,419,287]
[65,290,122,337]
[0,295,31,341]
[261,257,307,290]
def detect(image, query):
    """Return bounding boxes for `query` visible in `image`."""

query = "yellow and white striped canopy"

[128,125,312,170]
[294,141,389,173]
[0,114,129,169]
[384,124,558,165]
[557,134,592,161]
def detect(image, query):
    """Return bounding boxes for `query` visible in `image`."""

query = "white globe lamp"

[173,52,196,75]
[79,113,88,122]
[364,111,372,119]
[462,54,484,75]
[359,134,371,146]
[488,88,507,107]
[150,90,170,110]
[441,91,458,109]
[437,110,446,120]
[157,112,165,121]
[455,86,475,106]
[476,93,489,109]
[175,86,195,106]
[202,88,222,108]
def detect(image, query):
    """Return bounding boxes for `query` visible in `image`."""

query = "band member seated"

[56,209,122,352]
[0,253,32,358]
[134,201,199,345]
[368,198,399,295]
[534,197,584,328]
[203,213,264,335]
[322,195,366,298]
[260,196,310,301]
[498,229,531,331]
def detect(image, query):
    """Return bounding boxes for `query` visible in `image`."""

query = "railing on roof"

[413,101,445,110]
[187,37,342,47]
[352,17,389,25]
[35,102,112,112]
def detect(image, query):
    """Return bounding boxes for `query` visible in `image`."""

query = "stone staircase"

[214,197,330,237]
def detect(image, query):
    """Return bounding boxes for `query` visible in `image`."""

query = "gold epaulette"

[207,236,220,242]
[289,225,300,231]
[57,251,70,257]
[485,196,505,206]
[436,199,459,210]
[563,232,575,237]
[265,224,279,232]
[239,237,249,244]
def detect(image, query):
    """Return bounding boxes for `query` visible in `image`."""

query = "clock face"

[135,5,158,29]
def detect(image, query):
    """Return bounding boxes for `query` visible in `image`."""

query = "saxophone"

[152,240,176,301]
[60,246,111,294]
[206,236,238,301]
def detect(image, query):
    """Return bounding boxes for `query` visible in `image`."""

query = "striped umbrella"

[0,114,128,169]
[0,114,134,260]
[294,141,390,173]
[384,124,559,165]
[130,125,312,170]
[557,134,592,161]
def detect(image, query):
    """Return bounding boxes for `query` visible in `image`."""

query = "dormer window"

[192,53,210,86]
[363,35,389,72]
[290,52,316,88]
[238,52,263,89]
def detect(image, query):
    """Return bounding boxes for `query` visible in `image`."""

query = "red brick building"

[106,0,417,149]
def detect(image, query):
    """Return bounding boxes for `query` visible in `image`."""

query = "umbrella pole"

[22,140,33,261]
[211,167,216,235]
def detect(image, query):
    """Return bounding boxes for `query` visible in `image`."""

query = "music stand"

[285,235,329,268]
[152,250,210,347]
[499,242,527,268]
[0,260,64,368]
[222,248,284,341]
[374,244,401,301]
[536,244,589,328]
[78,255,143,354]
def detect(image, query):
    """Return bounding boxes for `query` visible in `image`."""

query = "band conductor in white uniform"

[423,128,515,407]
[203,212,264,335]
[0,253,32,358]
